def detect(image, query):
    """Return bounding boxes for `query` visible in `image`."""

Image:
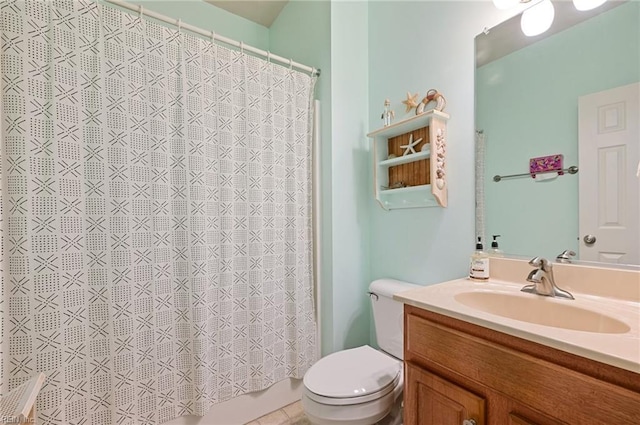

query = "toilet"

[302,279,420,425]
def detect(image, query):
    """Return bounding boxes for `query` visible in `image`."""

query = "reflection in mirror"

[475,1,639,266]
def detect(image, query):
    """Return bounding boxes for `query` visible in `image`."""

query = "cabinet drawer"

[405,310,640,424]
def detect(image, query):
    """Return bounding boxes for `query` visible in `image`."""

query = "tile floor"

[246,400,310,425]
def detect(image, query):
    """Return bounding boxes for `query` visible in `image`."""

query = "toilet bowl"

[302,345,403,425]
[302,279,420,425]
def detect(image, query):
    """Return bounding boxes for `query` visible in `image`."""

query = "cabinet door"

[404,363,485,425]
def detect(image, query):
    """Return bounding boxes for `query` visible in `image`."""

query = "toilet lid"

[304,345,401,399]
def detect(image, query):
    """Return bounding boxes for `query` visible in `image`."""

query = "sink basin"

[454,291,631,334]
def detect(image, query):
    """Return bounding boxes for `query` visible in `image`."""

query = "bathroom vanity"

[395,258,640,424]
[403,305,640,424]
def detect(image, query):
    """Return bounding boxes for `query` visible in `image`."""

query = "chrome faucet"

[521,257,574,299]
[556,249,576,263]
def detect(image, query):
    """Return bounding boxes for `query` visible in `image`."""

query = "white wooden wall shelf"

[367,110,449,210]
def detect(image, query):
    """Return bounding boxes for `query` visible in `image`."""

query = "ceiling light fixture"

[521,0,555,37]
[493,0,608,37]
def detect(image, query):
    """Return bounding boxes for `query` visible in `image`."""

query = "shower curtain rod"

[103,0,321,77]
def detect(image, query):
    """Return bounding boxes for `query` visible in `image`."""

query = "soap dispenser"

[469,237,490,281]
[489,235,503,257]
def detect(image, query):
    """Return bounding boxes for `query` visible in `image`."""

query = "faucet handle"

[529,256,552,271]
[528,256,543,267]
[556,250,576,263]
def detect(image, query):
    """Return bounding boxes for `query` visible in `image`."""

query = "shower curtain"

[0,1,318,423]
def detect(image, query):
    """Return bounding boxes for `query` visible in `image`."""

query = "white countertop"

[394,278,640,374]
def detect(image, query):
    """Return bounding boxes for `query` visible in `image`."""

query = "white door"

[578,82,640,264]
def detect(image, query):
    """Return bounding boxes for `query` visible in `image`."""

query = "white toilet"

[302,279,420,425]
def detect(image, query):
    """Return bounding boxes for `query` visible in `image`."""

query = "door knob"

[583,234,596,245]
[463,420,477,425]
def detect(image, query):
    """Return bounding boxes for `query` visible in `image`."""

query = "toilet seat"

[303,346,402,406]
[304,374,400,406]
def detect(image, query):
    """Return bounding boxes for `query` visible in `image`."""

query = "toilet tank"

[369,279,422,360]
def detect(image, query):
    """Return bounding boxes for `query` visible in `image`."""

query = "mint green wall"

[127,0,270,50]
[328,1,370,353]
[270,1,337,355]
[367,2,506,287]
[477,2,640,260]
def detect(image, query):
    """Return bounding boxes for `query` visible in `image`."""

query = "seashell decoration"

[435,128,446,189]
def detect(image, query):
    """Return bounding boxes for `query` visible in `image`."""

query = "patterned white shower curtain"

[0,1,318,423]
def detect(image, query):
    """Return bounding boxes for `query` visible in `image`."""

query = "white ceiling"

[205,0,289,28]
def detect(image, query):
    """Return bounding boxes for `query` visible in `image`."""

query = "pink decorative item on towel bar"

[529,154,564,178]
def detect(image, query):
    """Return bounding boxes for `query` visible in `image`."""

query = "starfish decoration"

[400,134,422,156]
[402,92,419,113]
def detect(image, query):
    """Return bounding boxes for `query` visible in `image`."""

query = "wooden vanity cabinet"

[403,304,640,425]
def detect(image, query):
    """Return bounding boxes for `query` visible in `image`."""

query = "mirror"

[475,1,640,266]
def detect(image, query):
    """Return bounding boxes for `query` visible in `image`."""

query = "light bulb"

[492,0,520,10]
[521,0,555,37]
[572,0,607,11]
